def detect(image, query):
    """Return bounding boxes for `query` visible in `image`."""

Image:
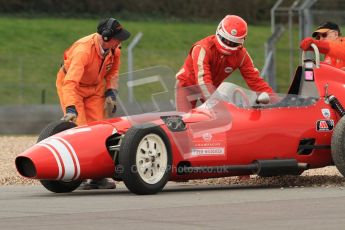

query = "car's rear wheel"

[37,120,82,193]
[331,116,345,177]
[119,125,172,195]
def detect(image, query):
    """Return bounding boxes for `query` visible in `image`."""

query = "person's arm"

[62,50,89,108]
[300,37,330,54]
[326,40,345,61]
[239,51,274,93]
[104,48,121,116]
[105,48,121,91]
[191,45,214,97]
[300,37,345,61]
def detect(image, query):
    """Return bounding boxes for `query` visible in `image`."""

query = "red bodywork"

[15,62,345,182]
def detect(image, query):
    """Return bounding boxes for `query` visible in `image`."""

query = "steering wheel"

[232,88,250,107]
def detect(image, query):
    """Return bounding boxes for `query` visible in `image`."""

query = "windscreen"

[113,66,319,158]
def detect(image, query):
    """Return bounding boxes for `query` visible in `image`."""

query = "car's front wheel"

[37,120,82,193]
[40,180,82,193]
[119,125,172,195]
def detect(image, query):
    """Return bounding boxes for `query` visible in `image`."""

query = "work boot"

[78,179,116,190]
[96,178,116,189]
[78,179,98,190]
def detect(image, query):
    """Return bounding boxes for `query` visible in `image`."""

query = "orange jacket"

[58,33,121,107]
[176,35,274,95]
[324,37,345,70]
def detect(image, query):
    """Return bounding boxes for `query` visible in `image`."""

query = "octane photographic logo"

[115,164,231,175]
[117,68,232,162]
[169,98,231,160]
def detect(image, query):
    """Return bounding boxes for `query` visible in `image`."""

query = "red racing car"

[15,45,345,195]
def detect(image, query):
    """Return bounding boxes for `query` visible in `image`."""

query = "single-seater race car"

[15,44,345,195]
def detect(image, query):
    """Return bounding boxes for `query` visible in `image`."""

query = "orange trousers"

[56,69,105,126]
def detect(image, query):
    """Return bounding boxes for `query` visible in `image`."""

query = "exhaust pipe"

[15,157,36,177]
[177,159,307,176]
[255,159,306,177]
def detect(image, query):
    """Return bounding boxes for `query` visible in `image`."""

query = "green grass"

[0,17,293,105]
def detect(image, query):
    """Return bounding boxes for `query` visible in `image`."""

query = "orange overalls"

[324,37,345,70]
[56,33,121,125]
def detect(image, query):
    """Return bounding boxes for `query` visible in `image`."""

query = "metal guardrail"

[128,32,143,103]
[266,0,319,91]
[261,25,285,91]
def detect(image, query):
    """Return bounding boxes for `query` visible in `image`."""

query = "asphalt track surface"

[1,182,345,230]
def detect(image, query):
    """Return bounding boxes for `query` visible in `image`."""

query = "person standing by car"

[56,17,131,189]
[175,15,275,112]
[57,17,130,125]
[300,21,345,70]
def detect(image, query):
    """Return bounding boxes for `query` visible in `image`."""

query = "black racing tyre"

[40,180,82,193]
[37,120,77,142]
[331,116,345,177]
[119,124,172,195]
[37,120,82,193]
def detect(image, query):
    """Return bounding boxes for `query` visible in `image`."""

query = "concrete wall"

[0,105,62,134]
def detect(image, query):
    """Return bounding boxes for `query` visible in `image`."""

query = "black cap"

[312,21,341,37]
[97,18,131,41]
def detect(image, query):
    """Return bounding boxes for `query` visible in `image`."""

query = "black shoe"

[78,180,98,190]
[96,178,116,189]
[78,179,116,190]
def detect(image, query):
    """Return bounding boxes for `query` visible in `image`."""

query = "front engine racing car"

[15,44,345,195]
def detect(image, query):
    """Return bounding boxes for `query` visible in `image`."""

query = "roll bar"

[301,43,320,68]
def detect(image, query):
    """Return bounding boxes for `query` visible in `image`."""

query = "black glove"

[62,105,78,122]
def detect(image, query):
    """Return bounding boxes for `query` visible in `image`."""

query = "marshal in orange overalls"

[56,33,121,125]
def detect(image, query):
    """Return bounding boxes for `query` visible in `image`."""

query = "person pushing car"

[300,21,345,70]
[175,15,275,112]
[57,17,130,125]
[56,18,130,189]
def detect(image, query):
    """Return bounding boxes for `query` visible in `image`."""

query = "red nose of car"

[15,123,116,181]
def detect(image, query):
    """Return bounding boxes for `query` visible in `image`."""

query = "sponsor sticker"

[190,132,227,158]
[316,119,334,131]
[321,109,331,118]
[305,70,314,81]
[191,147,225,156]
[202,133,212,142]
[224,67,233,73]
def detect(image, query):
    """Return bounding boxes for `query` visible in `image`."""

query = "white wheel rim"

[136,133,168,184]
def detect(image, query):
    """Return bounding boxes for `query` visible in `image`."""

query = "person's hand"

[300,37,330,54]
[256,92,270,104]
[300,37,314,51]
[104,89,117,118]
[105,96,117,117]
[62,105,77,122]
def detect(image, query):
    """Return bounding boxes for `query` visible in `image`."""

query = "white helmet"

[215,15,248,55]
